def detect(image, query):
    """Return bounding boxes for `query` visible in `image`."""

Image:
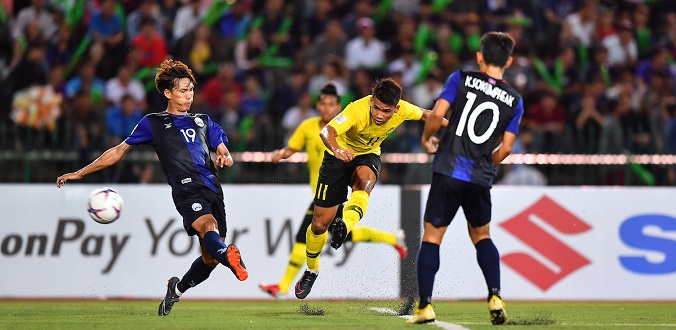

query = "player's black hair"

[319,83,340,103]
[479,32,515,68]
[372,78,402,106]
[155,59,197,94]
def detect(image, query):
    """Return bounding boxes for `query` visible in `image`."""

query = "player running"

[408,32,524,325]
[294,78,447,299]
[259,84,407,299]
[55,59,248,316]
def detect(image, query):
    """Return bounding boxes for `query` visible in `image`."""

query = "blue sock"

[416,241,440,308]
[177,256,215,293]
[475,238,501,296]
[203,231,229,266]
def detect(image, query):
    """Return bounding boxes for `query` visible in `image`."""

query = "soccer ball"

[88,187,124,224]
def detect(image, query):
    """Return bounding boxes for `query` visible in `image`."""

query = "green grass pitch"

[1,300,674,329]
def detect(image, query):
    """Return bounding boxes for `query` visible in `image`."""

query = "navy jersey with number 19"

[124,112,228,200]
[432,70,524,187]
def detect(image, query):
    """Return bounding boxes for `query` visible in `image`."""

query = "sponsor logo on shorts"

[191,203,202,211]
[500,195,591,291]
[181,178,192,184]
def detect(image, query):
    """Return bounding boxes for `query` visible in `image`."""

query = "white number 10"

[180,128,196,143]
[455,91,500,144]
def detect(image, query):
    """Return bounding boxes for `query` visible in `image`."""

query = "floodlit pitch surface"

[0,300,674,329]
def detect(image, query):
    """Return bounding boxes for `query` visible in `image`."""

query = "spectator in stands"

[202,62,242,111]
[172,0,205,43]
[127,0,164,41]
[87,0,125,78]
[602,19,638,68]
[47,22,75,67]
[106,94,143,143]
[4,42,48,99]
[159,0,181,43]
[411,71,443,110]
[281,91,318,142]
[65,61,106,103]
[240,76,266,118]
[388,46,421,91]
[11,0,56,44]
[561,0,597,48]
[187,24,213,75]
[216,0,252,41]
[345,17,385,71]
[131,17,169,68]
[308,60,348,97]
[307,19,346,67]
[525,90,566,152]
[234,27,267,81]
[105,65,146,107]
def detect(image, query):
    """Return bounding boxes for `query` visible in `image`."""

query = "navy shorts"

[174,190,227,237]
[423,173,492,228]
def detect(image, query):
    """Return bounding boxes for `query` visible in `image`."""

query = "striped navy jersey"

[432,70,524,187]
[125,112,228,198]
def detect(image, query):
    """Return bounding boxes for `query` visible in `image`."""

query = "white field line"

[370,307,470,330]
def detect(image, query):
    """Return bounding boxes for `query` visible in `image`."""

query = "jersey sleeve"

[506,98,524,135]
[124,116,153,145]
[207,116,229,150]
[328,102,360,136]
[437,70,461,104]
[399,99,424,121]
[287,119,308,151]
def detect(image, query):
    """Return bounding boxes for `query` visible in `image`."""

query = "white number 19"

[180,128,196,143]
[455,91,500,144]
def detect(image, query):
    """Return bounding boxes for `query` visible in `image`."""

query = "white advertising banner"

[0,185,402,299]
[421,186,676,301]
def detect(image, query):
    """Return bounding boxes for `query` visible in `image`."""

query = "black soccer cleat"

[158,277,180,316]
[294,270,318,299]
[329,217,347,250]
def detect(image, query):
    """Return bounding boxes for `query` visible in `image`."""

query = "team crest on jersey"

[192,203,202,211]
[194,117,205,127]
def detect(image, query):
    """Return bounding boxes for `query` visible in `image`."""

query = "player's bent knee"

[310,221,328,234]
[193,215,219,237]
[201,254,219,267]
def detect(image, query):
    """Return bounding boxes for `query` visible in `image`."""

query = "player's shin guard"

[343,190,369,233]
[305,225,327,271]
[417,241,440,309]
[279,243,306,293]
[202,231,229,265]
[177,256,216,293]
[349,226,397,245]
[475,238,500,294]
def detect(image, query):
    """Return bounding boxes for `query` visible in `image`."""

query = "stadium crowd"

[0,0,675,185]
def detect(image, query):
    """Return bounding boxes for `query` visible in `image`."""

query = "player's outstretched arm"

[56,142,133,187]
[421,98,451,154]
[493,131,516,166]
[215,143,234,168]
[321,124,354,162]
[420,108,450,127]
[272,147,299,163]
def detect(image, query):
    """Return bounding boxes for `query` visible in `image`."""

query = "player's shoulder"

[347,95,371,109]
[462,70,522,102]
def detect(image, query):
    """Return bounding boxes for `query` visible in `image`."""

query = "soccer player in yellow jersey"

[258,84,407,299]
[294,78,448,299]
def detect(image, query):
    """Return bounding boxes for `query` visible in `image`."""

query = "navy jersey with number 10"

[124,112,228,200]
[432,70,524,187]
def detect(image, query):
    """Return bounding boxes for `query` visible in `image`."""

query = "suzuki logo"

[500,195,591,291]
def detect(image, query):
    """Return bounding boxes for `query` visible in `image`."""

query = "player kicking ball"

[408,32,524,325]
[56,59,248,316]
[258,84,407,299]
[293,78,447,299]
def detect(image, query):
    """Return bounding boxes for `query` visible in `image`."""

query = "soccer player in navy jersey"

[408,32,524,325]
[56,59,248,316]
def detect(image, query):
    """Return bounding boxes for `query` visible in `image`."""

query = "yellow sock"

[350,226,397,245]
[278,243,306,294]
[343,190,370,233]
[305,225,327,271]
